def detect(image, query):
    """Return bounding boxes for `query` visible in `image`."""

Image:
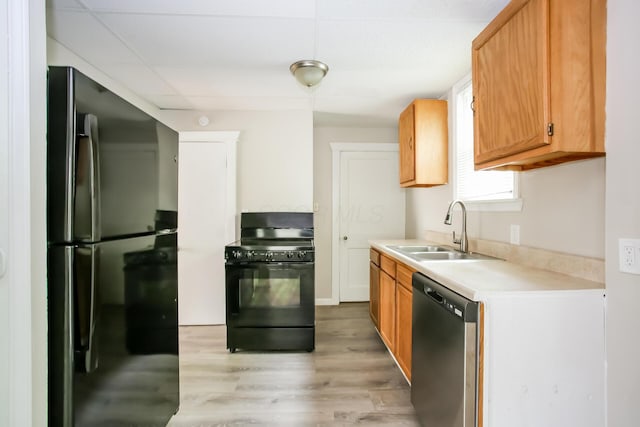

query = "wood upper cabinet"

[472,0,606,171]
[398,99,448,187]
[395,263,414,381]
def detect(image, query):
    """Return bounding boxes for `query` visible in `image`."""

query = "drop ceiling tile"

[186,95,312,111]
[97,13,315,66]
[145,95,195,110]
[98,64,179,96]
[155,67,304,98]
[318,0,509,21]
[45,0,512,126]
[47,10,143,64]
[317,20,484,69]
[47,0,85,10]
[81,0,316,18]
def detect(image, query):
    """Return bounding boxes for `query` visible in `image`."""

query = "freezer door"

[47,67,179,243]
[46,68,101,243]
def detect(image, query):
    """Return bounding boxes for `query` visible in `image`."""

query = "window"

[453,75,521,210]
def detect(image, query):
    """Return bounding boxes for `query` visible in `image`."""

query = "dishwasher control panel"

[417,273,478,323]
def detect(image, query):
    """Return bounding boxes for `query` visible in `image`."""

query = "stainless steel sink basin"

[388,244,499,262]
[388,245,450,253]
[409,251,477,260]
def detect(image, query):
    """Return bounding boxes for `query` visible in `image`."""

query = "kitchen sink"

[388,244,499,262]
[409,251,477,260]
[388,245,450,253]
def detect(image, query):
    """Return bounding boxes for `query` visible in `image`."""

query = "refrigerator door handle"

[74,114,101,242]
[74,244,99,373]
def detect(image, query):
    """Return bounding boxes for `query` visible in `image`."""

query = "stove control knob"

[246,251,254,258]
[266,252,274,260]
[298,251,307,259]
[233,251,242,259]
[287,252,294,258]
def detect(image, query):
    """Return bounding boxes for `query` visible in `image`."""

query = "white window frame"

[451,73,523,212]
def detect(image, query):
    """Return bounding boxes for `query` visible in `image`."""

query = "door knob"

[343,236,348,240]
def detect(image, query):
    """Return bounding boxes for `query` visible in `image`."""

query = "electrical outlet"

[619,238,640,274]
[510,225,520,245]
[0,248,5,278]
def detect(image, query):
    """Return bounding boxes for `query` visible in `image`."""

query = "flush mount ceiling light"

[290,60,329,88]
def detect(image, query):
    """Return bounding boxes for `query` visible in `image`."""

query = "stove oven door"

[225,262,314,328]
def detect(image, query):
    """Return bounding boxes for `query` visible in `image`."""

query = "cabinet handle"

[470,96,476,114]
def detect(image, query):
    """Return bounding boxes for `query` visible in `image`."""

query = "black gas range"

[224,212,315,352]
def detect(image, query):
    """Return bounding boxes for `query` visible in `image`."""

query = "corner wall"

[605,1,640,424]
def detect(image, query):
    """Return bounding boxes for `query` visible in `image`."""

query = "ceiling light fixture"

[290,60,329,88]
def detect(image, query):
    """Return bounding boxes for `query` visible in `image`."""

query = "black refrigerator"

[47,67,179,426]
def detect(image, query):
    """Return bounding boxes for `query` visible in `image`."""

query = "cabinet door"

[395,283,412,381]
[369,261,380,327]
[398,103,415,184]
[472,0,551,165]
[379,270,396,352]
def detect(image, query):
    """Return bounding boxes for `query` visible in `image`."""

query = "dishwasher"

[411,272,479,427]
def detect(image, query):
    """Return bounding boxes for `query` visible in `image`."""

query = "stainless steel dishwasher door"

[411,272,479,427]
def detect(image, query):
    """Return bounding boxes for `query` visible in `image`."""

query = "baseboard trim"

[315,298,339,306]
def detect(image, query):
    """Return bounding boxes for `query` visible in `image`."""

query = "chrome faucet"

[444,200,468,253]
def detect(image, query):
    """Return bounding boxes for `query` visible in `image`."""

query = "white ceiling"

[46,0,509,127]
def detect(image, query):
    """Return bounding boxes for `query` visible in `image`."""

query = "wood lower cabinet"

[472,0,606,171]
[369,249,381,328]
[395,263,414,381]
[370,248,415,381]
[395,279,413,381]
[379,269,396,352]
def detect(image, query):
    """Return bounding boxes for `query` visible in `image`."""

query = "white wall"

[605,1,640,425]
[160,110,314,215]
[1,1,10,423]
[2,0,47,425]
[313,126,398,300]
[406,90,605,259]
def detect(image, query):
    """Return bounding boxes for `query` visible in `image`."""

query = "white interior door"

[338,150,405,302]
[178,141,228,325]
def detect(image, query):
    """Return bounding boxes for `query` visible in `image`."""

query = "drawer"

[396,263,414,291]
[370,248,380,266]
[380,254,396,278]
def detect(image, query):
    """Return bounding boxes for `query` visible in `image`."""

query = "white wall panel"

[605,0,640,425]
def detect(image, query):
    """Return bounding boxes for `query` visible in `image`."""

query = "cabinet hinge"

[547,123,554,137]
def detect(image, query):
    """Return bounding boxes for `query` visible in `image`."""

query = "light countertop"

[370,239,605,301]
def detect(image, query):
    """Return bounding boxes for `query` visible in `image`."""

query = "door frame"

[3,0,47,424]
[329,143,399,305]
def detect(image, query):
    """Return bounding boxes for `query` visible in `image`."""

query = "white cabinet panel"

[178,140,232,325]
[483,292,606,427]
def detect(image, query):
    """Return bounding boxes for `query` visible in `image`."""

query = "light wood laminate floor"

[168,303,420,426]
